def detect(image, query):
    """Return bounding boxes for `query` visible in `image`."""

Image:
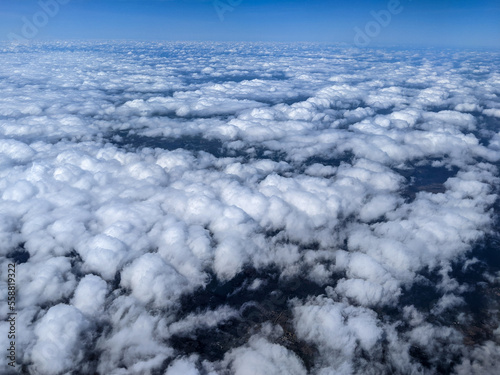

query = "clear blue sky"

[0,0,499,48]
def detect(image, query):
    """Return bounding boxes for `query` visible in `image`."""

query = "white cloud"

[222,332,307,375]
[71,274,108,317]
[31,304,90,375]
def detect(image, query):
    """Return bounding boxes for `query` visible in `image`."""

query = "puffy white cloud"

[222,333,307,375]
[293,296,383,372]
[71,274,108,317]
[120,253,189,307]
[78,234,129,280]
[95,295,174,374]
[165,356,201,375]
[0,139,35,164]
[30,304,90,375]
[17,257,77,309]
[483,108,500,118]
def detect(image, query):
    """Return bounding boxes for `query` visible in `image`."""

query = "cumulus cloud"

[222,330,307,375]
[31,304,90,375]
[293,296,383,367]
[71,274,108,317]
[1,41,499,374]
[120,252,190,307]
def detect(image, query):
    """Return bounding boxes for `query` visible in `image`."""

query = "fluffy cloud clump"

[0,41,499,374]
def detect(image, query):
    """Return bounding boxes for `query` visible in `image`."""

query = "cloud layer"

[0,41,499,374]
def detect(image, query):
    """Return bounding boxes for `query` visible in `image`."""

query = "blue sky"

[0,0,499,48]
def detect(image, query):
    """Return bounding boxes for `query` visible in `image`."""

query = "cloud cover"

[0,41,499,374]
